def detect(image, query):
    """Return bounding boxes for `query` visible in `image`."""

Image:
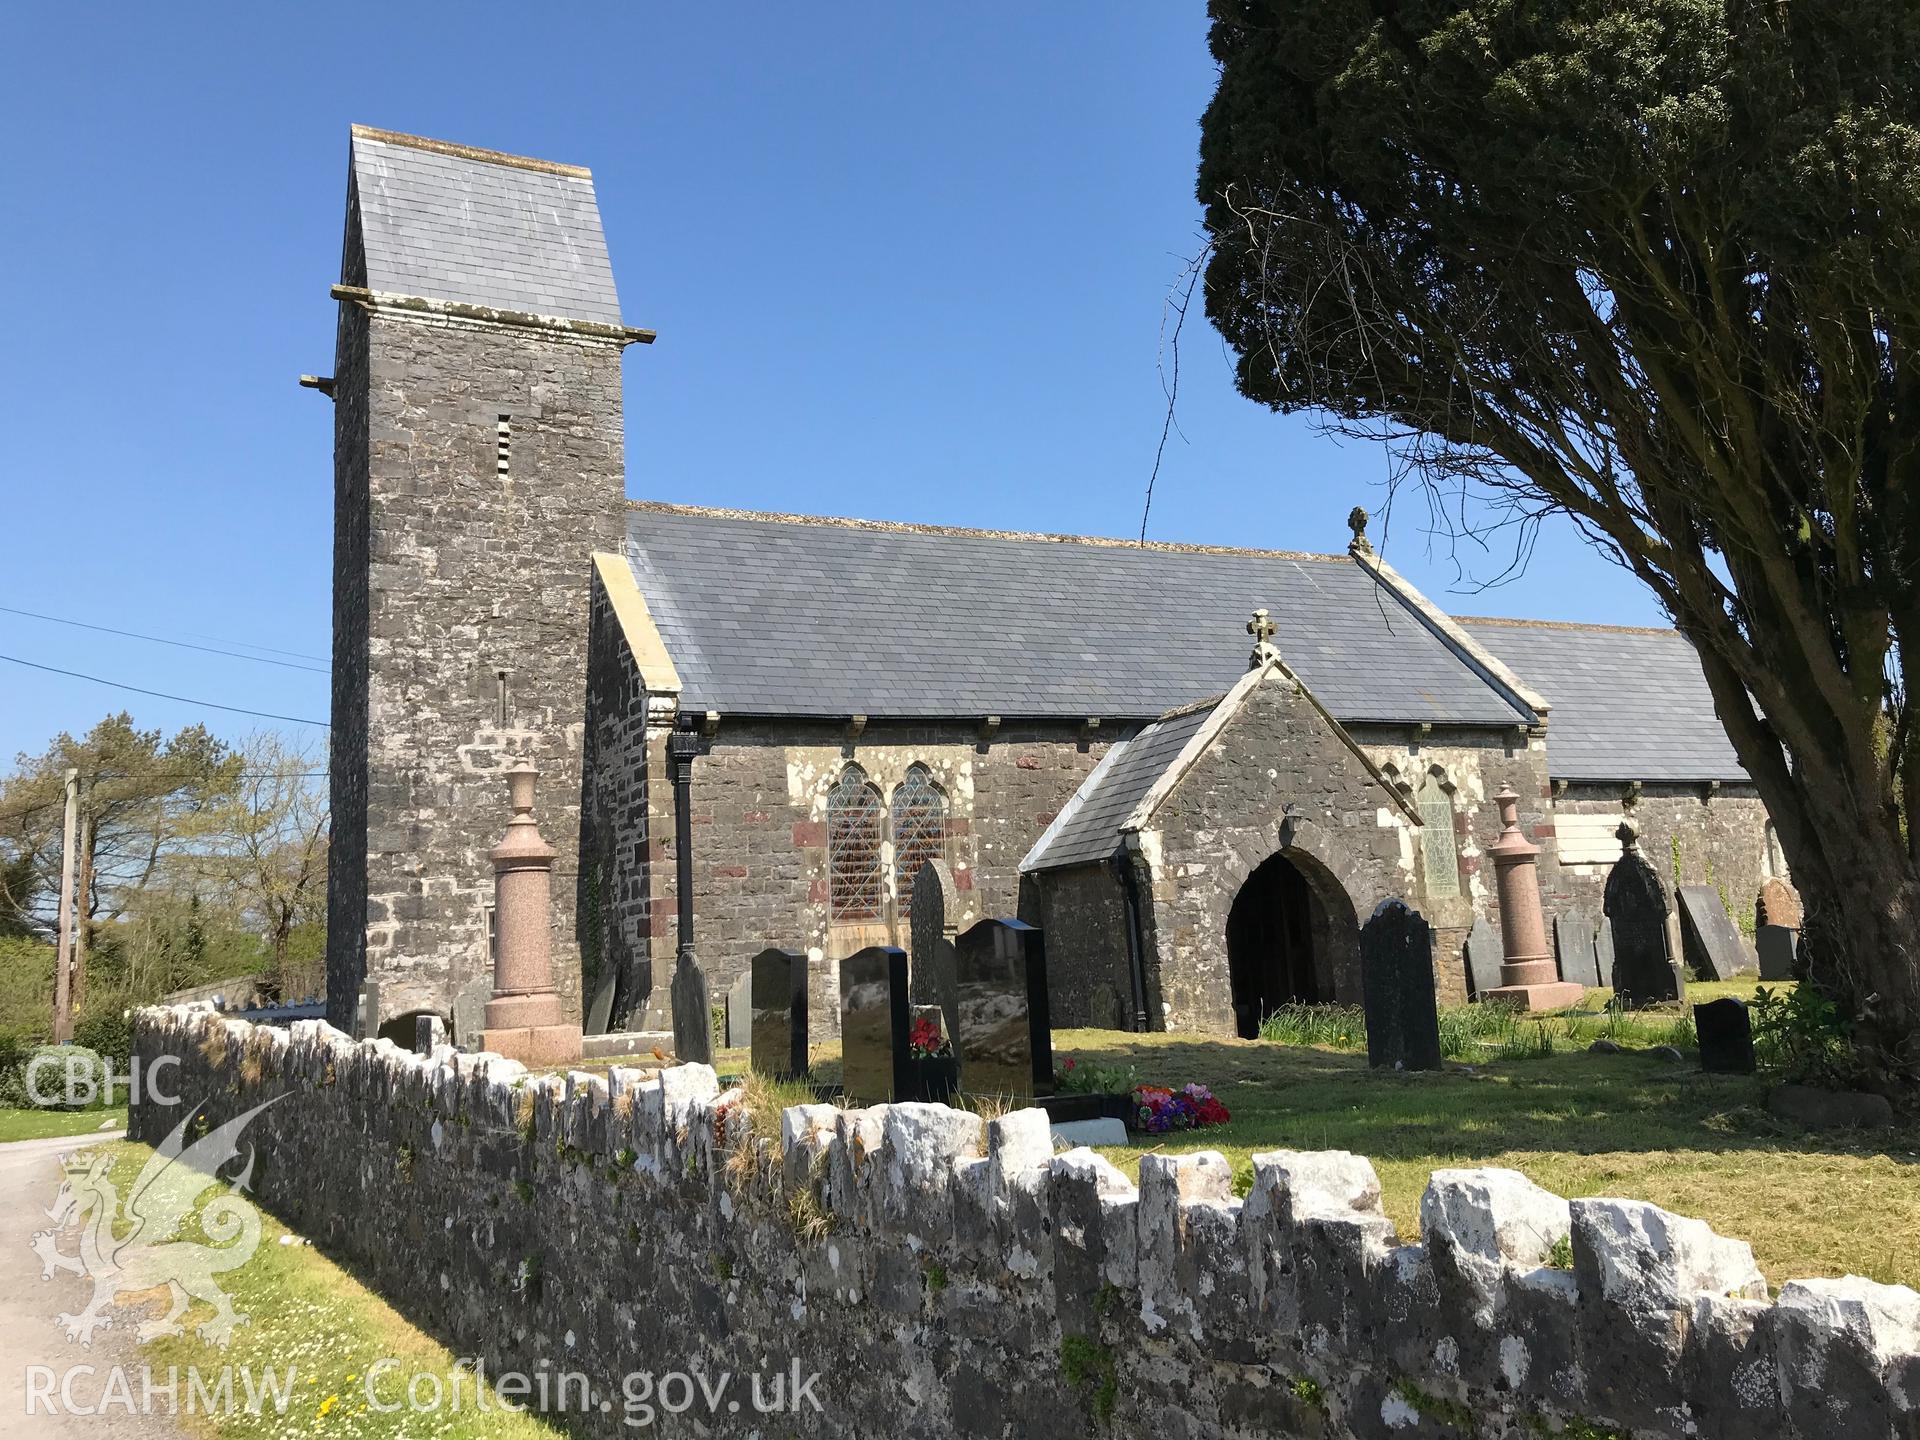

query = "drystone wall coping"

[128,1004,1920,1439]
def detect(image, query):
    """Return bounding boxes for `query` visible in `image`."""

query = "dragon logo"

[31,1099,280,1347]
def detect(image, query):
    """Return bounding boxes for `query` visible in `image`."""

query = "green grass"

[1257,981,1770,1061]
[73,1141,563,1438]
[1049,1026,1920,1291]
[0,1106,127,1142]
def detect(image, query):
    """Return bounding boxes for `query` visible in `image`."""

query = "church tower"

[324,126,651,1033]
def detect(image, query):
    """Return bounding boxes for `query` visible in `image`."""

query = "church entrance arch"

[1225,850,1361,1038]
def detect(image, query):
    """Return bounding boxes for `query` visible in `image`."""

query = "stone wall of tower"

[326,299,626,1031]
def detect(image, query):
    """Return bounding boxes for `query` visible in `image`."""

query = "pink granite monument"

[1483,787,1585,1011]
[480,762,582,1065]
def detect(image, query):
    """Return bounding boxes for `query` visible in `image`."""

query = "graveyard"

[116,678,1919,1438]
[711,1012,1919,1286]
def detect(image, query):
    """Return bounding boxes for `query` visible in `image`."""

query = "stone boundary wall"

[131,1007,1919,1439]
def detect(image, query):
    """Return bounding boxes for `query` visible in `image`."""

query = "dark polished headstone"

[1677,886,1755,980]
[1604,839,1684,1009]
[671,953,712,1066]
[1463,915,1505,1000]
[840,945,910,1104]
[1362,899,1442,1071]
[1756,924,1799,982]
[724,970,753,1049]
[750,947,808,1080]
[909,860,961,1048]
[1695,997,1757,1074]
[1554,908,1604,991]
[954,918,1054,1099]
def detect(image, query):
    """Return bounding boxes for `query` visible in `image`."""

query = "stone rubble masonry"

[1142,675,1429,1032]
[326,228,629,1032]
[581,710,1110,1037]
[1555,782,1776,936]
[132,1003,1920,1440]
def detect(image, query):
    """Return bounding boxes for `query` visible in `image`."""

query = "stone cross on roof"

[1247,608,1281,670]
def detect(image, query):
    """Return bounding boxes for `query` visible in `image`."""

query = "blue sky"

[0,2,1663,766]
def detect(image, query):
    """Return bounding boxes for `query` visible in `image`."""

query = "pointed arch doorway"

[1225,850,1360,1038]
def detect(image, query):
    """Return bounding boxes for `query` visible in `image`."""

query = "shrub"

[1752,983,1862,1090]
[74,1010,133,1068]
[1,1044,112,1111]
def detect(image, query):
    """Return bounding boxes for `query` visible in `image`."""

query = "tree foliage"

[1199,0,1919,1073]
[0,716,329,1034]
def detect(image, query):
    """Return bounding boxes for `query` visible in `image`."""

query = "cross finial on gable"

[1247,608,1281,669]
[1347,506,1374,555]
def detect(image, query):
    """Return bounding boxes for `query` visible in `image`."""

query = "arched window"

[827,765,885,922]
[1418,771,1461,899]
[891,764,948,896]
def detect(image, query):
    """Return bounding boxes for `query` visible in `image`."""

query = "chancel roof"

[1462,618,1750,783]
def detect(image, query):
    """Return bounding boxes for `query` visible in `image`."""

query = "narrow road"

[0,1129,185,1437]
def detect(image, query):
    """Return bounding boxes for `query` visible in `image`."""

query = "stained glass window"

[891,764,948,897]
[1418,773,1461,899]
[828,765,885,922]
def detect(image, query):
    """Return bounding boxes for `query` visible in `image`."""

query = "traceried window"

[1418,772,1462,899]
[891,764,948,896]
[827,765,885,922]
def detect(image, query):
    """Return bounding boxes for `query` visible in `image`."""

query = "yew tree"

[1199,0,1919,1076]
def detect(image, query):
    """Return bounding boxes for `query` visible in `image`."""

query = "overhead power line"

[0,604,329,673]
[0,653,330,728]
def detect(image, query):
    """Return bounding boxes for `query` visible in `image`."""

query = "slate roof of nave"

[1462,617,1751,784]
[621,504,1537,728]
[347,126,624,326]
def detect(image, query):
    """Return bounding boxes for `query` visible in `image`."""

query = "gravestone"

[1463,915,1505,1000]
[1361,899,1442,1071]
[670,953,712,1066]
[1676,886,1756,980]
[451,977,490,1049]
[1757,877,1803,931]
[354,979,382,1041]
[1695,997,1757,1074]
[1757,924,1799,982]
[1594,916,1616,993]
[750,947,808,1080]
[413,1014,448,1055]
[724,971,754,1049]
[954,918,1054,1099]
[840,945,910,1103]
[909,860,961,1047]
[1553,908,1604,991]
[1603,824,1684,1008]
[584,970,617,1036]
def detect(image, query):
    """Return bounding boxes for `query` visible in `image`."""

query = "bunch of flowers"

[908,1015,951,1060]
[1130,1081,1231,1134]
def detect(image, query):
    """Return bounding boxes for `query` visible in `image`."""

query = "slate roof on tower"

[348,126,623,326]
[1462,617,1750,783]
[621,503,1536,726]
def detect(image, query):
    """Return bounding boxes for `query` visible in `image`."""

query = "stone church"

[320,127,1783,1042]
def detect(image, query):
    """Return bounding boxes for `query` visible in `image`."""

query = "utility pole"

[72,784,93,1019]
[52,767,78,1043]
